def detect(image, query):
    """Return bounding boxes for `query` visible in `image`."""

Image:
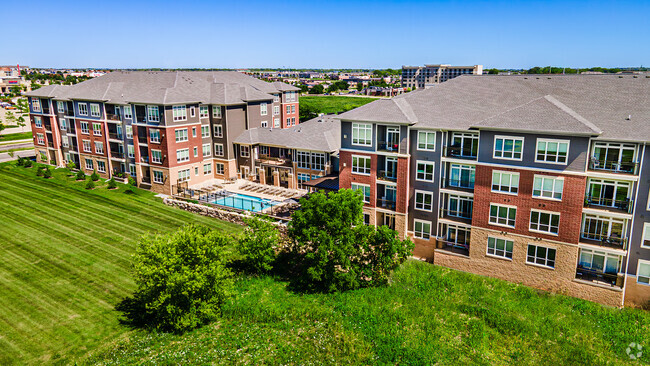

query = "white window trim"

[636,259,650,285]
[151,149,162,164]
[202,143,211,157]
[534,138,570,165]
[416,131,436,151]
[351,123,372,147]
[413,219,432,239]
[78,103,88,116]
[351,183,371,203]
[173,105,187,121]
[90,103,101,117]
[214,143,224,157]
[414,189,434,212]
[526,243,557,269]
[488,203,517,229]
[486,236,514,260]
[528,209,561,236]
[351,154,371,176]
[532,175,564,202]
[415,161,435,182]
[491,170,519,196]
[493,135,524,161]
[641,223,650,249]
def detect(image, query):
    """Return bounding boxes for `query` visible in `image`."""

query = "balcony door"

[581,214,626,245]
[385,157,398,180]
[449,164,475,188]
[386,127,400,152]
[592,142,636,172]
[446,225,471,248]
[451,132,478,157]
[587,179,630,209]
[447,195,473,219]
[578,248,621,275]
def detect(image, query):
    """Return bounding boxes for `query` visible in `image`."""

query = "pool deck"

[191,179,306,202]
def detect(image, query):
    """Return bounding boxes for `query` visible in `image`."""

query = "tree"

[298,84,309,93]
[238,216,281,273]
[75,170,86,180]
[107,178,117,189]
[299,104,318,122]
[43,167,52,178]
[90,170,100,181]
[356,82,364,91]
[5,111,16,126]
[287,189,413,292]
[85,179,95,190]
[123,224,234,332]
[309,84,324,94]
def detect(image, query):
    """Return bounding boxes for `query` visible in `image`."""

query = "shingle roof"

[337,75,650,141]
[24,71,298,105]
[233,115,340,152]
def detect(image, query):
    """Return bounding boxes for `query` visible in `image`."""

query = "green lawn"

[1,161,650,365]
[300,96,378,121]
[0,162,241,365]
[0,131,33,142]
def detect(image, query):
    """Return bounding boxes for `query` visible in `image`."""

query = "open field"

[1,161,649,365]
[300,95,378,120]
[0,131,33,142]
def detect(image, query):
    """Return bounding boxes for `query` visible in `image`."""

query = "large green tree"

[287,189,413,292]
[309,84,324,94]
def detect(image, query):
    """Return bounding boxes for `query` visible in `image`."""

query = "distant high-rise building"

[401,64,483,89]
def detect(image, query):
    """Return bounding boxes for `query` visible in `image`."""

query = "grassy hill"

[0,161,649,365]
[299,96,378,121]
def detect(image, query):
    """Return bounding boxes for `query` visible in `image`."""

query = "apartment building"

[25,71,300,194]
[401,64,483,89]
[233,115,339,189]
[338,74,650,307]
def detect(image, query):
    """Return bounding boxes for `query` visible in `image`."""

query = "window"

[273,105,280,116]
[415,190,433,211]
[417,131,436,151]
[637,260,650,284]
[274,118,280,128]
[129,164,136,176]
[536,139,569,164]
[176,148,189,163]
[414,220,431,240]
[416,161,435,182]
[97,160,106,172]
[125,125,133,139]
[494,136,524,160]
[449,164,474,188]
[351,183,370,203]
[153,170,164,183]
[212,105,221,118]
[83,140,91,152]
[173,105,187,121]
[60,118,66,130]
[149,129,160,143]
[578,248,621,275]
[214,143,224,156]
[178,168,190,182]
[203,163,212,175]
[175,128,188,142]
[261,121,268,128]
[527,244,556,268]
[201,125,210,138]
[447,195,473,219]
[216,163,224,175]
[34,116,42,128]
[581,214,626,245]
[533,176,564,200]
[352,155,371,175]
[61,137,68,148]
[78,103,88,116]
[202,143,211,157]
[199,106,209,118]
[364,213,370,226]
[450,132,479,158]
[214,125,223,138]
[191,127,197,138]
[190,106,195,118]
[297,151,310,169]
[85,158,93,170]
[312,153,325,171]
[240,145,250,158]
[95,141,104,154]
[80,122,89,134]
[90,103,101,117]
[642,223,650,248]
[260,102,268,116]
[151,150,162,163]
[124,105,132,119]
[291,105,296,114]
[91,123,101,136]
[286,105,290,114]
[491,171,519,194]
[352,123,372,146]
[291,117,296,125]
[487,237,513,259]
[147,106,159,122]
[298,173,310,185]
[32,98,41,112]
[259,146,269,155]
[193,146,198,157]
[127,144,134,158]
[274,94,280,103]
[529,210,560,235]
[36,133,44,145]
[489,204,516,228]
[57,101,65,113]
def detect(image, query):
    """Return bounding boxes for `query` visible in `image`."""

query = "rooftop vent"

[626,115,632,120]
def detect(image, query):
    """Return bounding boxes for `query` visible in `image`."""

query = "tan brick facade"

[624,276,650,307]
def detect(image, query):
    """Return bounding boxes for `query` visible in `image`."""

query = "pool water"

[212,193,279,212]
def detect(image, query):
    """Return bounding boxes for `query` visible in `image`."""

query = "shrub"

[16,157,24,166]
[23,159,33,168]
[128,176,137,186]
[122,224,234,333]
[75,170,86,181]
[107,178,117,189]
[85,179,95,190]
[90,170,100,181]
[50,159,56,165]
[66,161,77,171]
[238,216,280,273]
[43,167,52,178]
[35,167,44,177]
[287,189,413,293]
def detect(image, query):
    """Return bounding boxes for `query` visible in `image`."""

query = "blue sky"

[4,0,649,69]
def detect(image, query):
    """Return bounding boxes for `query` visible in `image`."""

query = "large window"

[260,102,268,116]
[416,161,435,182]
[529,210,560,235]
[414,220,431,240]
[487,237,513,259]
[147,105,159,122]
[417,131,436,151]
[491,171,519,194]
[578,248,621,275]
[214,143,224,157]
[351,183,370,203]
[175,128,188,142]
[151,150,162,163]
[449,164,474,188]
[149,129,160,143]
[78,103,88,116]
[352,123,372,146]
[527,244,556,268]
[352,155,371,175]
[637,260,650,284]
[90,104,101,117]
[178,168,190,182]
[451,132,478,158]
[581,214,626,245]
[240,145,250,158]
[312,153,325,171]
[202,143,211,157]
[446,225,471,249]
[447,195,473,219]
[532,175,563,200]
[489,204,516,228]
[536,139,569,164]
[591,142,637,173]
[176,148,189,163]
[199,106,209,118]
[415,190,433,211]
[297,151,310,169]
[494,136,524,160]
[173,105,187,121]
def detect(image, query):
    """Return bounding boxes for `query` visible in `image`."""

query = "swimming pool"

[212,193,280,212]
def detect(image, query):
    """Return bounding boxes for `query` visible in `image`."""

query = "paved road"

[0,149,35,163]
[0,142,33,152]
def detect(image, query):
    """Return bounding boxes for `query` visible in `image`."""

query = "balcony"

[65,109,75,117]
[376,198,396,210]
[108,132,123,141]
[584,195,633,214]
[579,232,627,250]
[439,208,472,224]
[588,158,638,175]
[110,152,126,160]
[436,239,470,257]
[377,169,398,182]
[140,156,149,164]
[106,113,121,121]
[575,266,623,288]
[444,145,477,160]
[377,141,401,153]
[138,135,148,144]
[442,178,475,192]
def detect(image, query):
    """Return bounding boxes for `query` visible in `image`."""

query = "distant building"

[401,64,483,89]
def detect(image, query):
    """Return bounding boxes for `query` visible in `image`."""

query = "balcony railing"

[589,158,638,175]
[376,198,396,210]
[439,208,472,221]
[580,231,627,249]
[106,113,121,121]
[444,146,477,159]
[378,170,398,182]
[65,109,75,116]
[377,142,400,153]
[584,195,633,213]
[575,266,623,288]
[138,135,148,144]
[111,152,125,159]
[437,239,470,256]
[140,156,149,163]
[443,178,475,190]
[108,132,123,140]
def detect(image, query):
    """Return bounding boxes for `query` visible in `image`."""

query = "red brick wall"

[396,156,409,213]
[76,119,107,158]
[163,124,203,168]
[31,115,47,148]
[281,102,299,128]
[472,165,586,244]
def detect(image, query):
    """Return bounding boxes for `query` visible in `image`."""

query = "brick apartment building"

[338,74,650,307]
[25,71,301,194]
[401,64,483,89]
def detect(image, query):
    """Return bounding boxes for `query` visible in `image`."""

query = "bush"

[122,224,234,333]
[75,170,86,180]
[66,161,77,171]
[90,170,100,181]
[23,159,32,168]
[287,189,413,293]
[43,167,52,178]
[238,216,280,273]
[35,167,44,176]
[107,178,117,189]
[50,159,56,165]
[128,176,137,186]
[16,157,24,166]
[85,179,95,190]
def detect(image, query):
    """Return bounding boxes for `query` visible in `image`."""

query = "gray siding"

[408,129,443,236]
[340,120,376,152]
[628,143,650,275]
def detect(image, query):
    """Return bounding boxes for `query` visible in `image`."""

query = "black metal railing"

[584,195,633,213]
[580,231,627,248]
[575,266,622,287]
[444,146,477,159]
[138,135,148,144]
[437,239,470,256]
[443,178,475,189]
[376,198,396,210]
[439,208,472,221]
[378,170,398,182]
[377,141,400,153]
[589,158,638,175]
[65,109,75,116]
[108,132,123,140]
[110,152,125,159]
